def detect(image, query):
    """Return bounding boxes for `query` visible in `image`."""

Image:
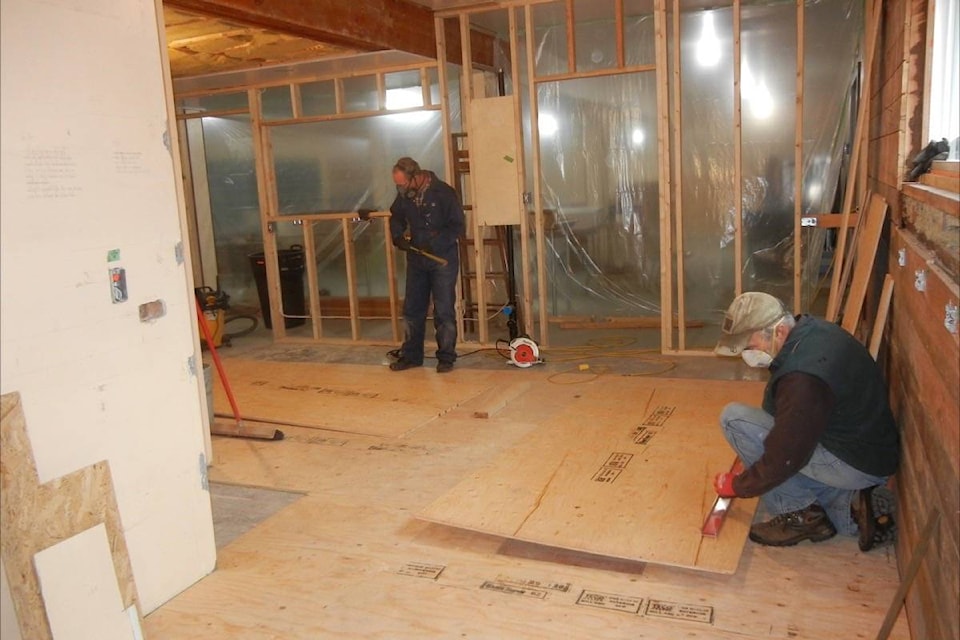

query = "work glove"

[357,208,375,221]
[713,472,737,498]
[394,236,412,252]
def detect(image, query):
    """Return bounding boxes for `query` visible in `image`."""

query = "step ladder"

[451,132,511,335]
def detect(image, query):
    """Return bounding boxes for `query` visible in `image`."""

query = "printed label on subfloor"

[576,590,643,614]
[593,452,633,483]
[641,405,676,427]
[644,599,714,624]
[250,380,379,399]
[480,581,548,599]
[592,467,623,483]
[496,575,572,593]
[397,562,445,580]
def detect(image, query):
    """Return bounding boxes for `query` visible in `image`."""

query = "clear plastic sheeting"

[537,72,662,317]
[268,111,444,214]
[188,115,262,309]
[674,0,861,346]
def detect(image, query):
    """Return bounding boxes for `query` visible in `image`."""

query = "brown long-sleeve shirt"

[731,372,836,498]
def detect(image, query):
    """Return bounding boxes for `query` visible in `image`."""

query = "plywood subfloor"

[149,356,909,639]
[419,377,763,574]
[212,360,497,438]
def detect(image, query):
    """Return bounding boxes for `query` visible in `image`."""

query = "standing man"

[388,157,465,373]
[712,292,900,551]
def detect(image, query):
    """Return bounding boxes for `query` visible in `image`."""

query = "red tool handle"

[195,297,242,427]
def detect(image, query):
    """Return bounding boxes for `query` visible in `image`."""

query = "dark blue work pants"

[400,252,459,365]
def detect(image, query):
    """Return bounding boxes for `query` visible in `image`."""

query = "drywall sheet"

[34,524,137,640]
[212,360,494,437]
[419,378,764,574]
[469,96,522,226]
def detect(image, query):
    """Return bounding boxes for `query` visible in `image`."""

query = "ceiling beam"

[164,0,496,67]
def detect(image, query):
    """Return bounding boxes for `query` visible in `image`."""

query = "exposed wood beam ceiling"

[163,0,497,78]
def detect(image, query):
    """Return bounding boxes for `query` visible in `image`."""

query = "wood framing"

[341,218,361,341]
[526,3,551,346]
[733,0,743,297]
[0,393,143,640]
[671,0,686,350]
[302,221,323,339]
[654,0,673,351]
[509,7,536,336]
[792,0,804,312]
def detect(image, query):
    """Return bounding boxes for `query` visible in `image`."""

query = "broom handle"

[195,297,242,426]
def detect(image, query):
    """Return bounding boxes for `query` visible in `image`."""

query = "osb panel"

[0,393,142,640]
[164,7,356,78]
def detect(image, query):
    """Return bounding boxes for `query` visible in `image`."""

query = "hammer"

[407,245,449,266]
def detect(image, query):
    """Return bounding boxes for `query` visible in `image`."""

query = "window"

[928,0,959,160]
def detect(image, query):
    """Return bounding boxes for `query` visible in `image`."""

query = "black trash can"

[249,245,306,329]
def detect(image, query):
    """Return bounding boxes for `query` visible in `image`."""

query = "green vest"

[762,316,899,476]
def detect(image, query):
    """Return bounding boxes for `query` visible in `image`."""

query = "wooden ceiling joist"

[164,0,496,67]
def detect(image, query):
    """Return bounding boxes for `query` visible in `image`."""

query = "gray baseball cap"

[715,292,789,356]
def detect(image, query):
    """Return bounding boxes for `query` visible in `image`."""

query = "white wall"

[0,0,216,632]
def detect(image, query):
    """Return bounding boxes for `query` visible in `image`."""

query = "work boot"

[436,361,454,374]
[389,358,422,372]
[749,504,837,547]
[853,485,897,552]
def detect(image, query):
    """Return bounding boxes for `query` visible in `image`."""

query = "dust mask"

[741,349,773,368]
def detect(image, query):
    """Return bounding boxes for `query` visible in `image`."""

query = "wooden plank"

[383,219,401,343]
[840,193,888,337]
[419,378,765,574]
[919,170,960,193]
[868,274,893,359]
[302,221,323,339]
[532,63,658,84]
[615,0,625,68]
[0,393,143,640]
[671,0,685,350]
[211,361,497,438]
[526,3,551,346]
[654,0,673,352]
[826,0,882,321]
[166,0,461,62]
[509,8,535,335]
[341,218,361,341]
[733,0,743,296]
[793,0,803,312]
[249,87,286,339]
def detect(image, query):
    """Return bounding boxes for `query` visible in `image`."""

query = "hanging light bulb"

[631,127,646,147]
[696,11,722,68]
[751,79,774,119]
[538,113,559,137]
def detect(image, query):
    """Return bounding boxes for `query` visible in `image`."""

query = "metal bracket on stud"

[897,248,907,267]
[914,269,927,292]
[946,302,959,335]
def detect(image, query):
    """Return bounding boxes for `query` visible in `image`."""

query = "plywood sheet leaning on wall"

[211,360,498,438]
[419,378,765,574]
[0,392,143,640]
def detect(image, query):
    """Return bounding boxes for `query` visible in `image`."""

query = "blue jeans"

[720,402,887,536]
[400,251,459,365]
